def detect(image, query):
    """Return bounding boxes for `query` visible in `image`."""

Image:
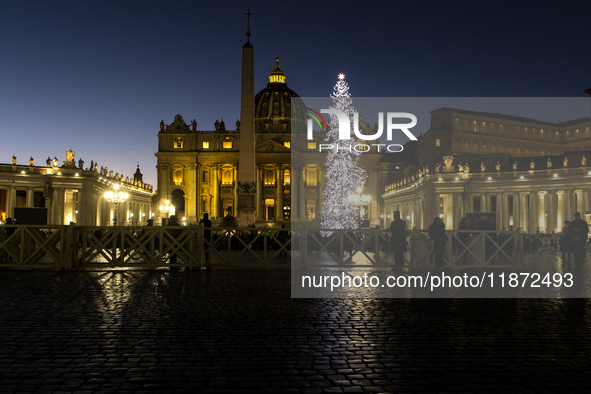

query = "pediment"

[255,139,291,153]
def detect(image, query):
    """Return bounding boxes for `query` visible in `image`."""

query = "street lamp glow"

[104,183,128,225]
[160,200,175,217]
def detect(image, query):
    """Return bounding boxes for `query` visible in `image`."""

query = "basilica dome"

[254,58,303,133]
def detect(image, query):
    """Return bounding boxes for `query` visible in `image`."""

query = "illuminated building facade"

[382,107,591,233]
[0,152,153,225]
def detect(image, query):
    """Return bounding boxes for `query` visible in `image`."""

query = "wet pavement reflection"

[0,255,590,392]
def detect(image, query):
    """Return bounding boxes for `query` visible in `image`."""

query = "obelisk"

[237,11,256,226]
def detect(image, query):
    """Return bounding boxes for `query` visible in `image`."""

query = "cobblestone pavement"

[1,254,591,393]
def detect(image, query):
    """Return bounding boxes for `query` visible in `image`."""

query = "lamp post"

[104,184,128,226]
[347,186,371,225]
[159,200,175,225]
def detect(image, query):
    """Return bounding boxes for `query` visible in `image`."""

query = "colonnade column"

[513,192,520,230]
[78,189,88,226]
[529,191,537,233]
[51,187,64,225]
[481,192,488,212]
[582,189,589,215]
[574,190,585,217]
[568,189,576,220]
[521,192,529,233]
[27,187,35,208]
[7,186,16,219]
[496,193,503,229]
[563,189,571,223]
[453,193,464,229]
[538,191,546,233]
[556,191,565,230]
[547,191,557,233]
[423,188,438,229]
[502,192,510,230]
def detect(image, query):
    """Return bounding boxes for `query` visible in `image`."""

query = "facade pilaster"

[212,165,219,219]
[277,165,284,221]
[188,163,197,223]
[318,165,326,215]
[291,164,299,221]
[233,165,238,217]
[256,165,263,220]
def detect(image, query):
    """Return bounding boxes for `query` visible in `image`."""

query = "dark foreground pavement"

[1,268,590,393]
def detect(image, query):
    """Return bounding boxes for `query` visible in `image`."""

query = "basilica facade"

[154,56,384,226]
[155,59,296,225]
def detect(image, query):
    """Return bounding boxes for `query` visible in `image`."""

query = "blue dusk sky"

[1,1,590,187]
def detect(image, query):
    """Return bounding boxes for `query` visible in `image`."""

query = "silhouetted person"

[388,211,407,267]
[167,215,180,266]
[560,220,572,270]
[429,217,447,269]
[4,218,16,237]
[570,212,589,269]
[200,213,212,263]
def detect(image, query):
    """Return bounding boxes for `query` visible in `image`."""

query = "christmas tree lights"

[320,74,366,231]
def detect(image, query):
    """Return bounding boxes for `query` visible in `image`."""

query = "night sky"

[2,1,590,187]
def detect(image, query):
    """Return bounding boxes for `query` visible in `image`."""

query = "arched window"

[222,169,233,185]
[202,169,209,183]
[265,169,275,185]
[306,169,317,186]
[173,168,183,185]
[284,170,291,185]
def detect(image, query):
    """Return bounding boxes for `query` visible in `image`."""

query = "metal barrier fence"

[296,229,522,269]
[410,230,523,269]
[0,224,522,270]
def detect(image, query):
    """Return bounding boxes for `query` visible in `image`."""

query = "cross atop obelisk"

[244,9,253,40]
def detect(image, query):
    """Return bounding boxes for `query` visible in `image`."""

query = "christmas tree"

[320,73,366,230]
